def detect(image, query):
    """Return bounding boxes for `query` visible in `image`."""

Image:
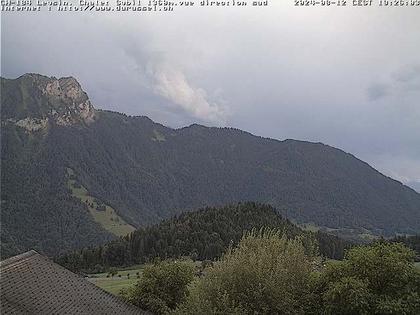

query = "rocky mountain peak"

[44,76,85,102]
[1,74,96,131]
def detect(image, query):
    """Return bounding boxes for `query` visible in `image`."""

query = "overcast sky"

[1,2,419,189]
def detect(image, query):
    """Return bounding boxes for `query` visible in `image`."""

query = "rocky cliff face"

[43,76,96,126]
[1,74,96,132]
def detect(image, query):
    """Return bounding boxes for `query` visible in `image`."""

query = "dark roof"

[0,250,148,315]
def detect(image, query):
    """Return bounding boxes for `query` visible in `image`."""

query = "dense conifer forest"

[56,203,352,273]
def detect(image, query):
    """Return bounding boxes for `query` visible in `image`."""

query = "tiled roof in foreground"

[0,250,148,315]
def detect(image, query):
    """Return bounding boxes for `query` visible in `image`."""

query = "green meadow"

[88,261,201,295]
[67,168,136,237]
[88,266,145,295]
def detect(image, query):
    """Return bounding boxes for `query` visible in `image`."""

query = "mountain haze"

[1,74,420,257]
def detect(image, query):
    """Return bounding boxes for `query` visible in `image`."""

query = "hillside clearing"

[66,168,136,237]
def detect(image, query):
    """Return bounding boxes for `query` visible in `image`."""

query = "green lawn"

[88,266,144,295]
[66,168,136,237]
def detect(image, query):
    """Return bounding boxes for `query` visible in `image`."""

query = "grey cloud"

[367,83,390,101]
[392,65,420,95]
[367,64,420,101]
[392,65,420,83]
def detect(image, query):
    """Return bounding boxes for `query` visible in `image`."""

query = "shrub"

[319,242,420,315]
[175,229,318,315]
[122,260,194,315]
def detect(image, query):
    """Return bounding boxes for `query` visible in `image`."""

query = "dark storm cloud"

[1,3,420,185]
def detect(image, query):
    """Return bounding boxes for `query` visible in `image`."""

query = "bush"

[175,229,318,315]
[122,260,195,315]
[323,276,373,315]
[318,242,420,315]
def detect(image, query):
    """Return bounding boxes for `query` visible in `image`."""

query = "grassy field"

[66,168,136,237]
[88,261,201,295]
[299,222,320,233]
[299,222,378,242]
[88,266,144,295]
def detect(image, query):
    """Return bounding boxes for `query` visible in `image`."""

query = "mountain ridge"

[407,181,420,194]
[2,73,420,257]
[3,72,412,192]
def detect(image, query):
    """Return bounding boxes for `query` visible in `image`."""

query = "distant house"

[0,250,148,314]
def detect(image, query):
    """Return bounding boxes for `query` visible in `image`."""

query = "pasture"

[87,266,144,295]
[67,168,136,237]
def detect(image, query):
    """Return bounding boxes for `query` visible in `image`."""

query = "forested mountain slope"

[57,202,351,272]
[2,73,420,257]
